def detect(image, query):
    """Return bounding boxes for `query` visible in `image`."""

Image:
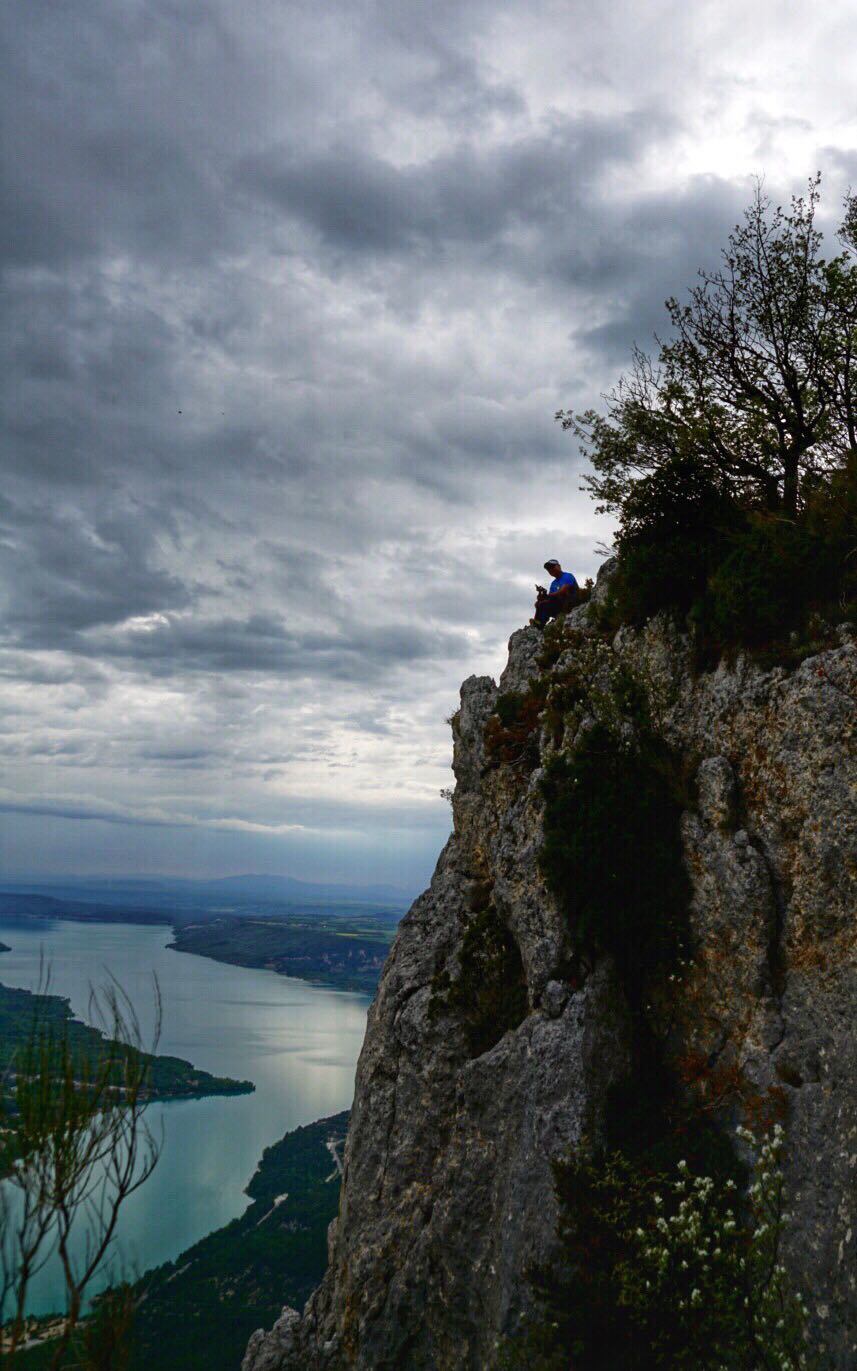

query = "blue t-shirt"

[549,571,578,594]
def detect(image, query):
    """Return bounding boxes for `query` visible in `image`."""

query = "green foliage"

[706,517,837,648]
[539,725,691,1004]
[598,460,857,658]
[560,178,857,520]
[704,465,857,652]
[430,898,528,1058]
[598,455,744,629]
[0,982,251,1130]
[15,1115,350,1371]
[121,1113,349,1371]
[75,1286,136,1371]
[500,1127,813,1371]
[483,686,547,773]
[170,915,393,995]
[597,442,857,651]
[558,177,857,658]
[494,692,528,728]
[0,981,163,1370]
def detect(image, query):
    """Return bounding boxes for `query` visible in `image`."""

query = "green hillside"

[127,1111,348,1370]
[0,980,253,1116]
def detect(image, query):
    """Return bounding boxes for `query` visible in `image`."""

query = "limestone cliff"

[244,562,857,1370]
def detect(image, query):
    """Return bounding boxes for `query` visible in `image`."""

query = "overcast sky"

[2,1,856,890]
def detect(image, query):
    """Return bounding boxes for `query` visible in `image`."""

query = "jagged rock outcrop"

[244,561,857,1371]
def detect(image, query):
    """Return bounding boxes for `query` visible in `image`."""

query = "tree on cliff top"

[558,175,857,519]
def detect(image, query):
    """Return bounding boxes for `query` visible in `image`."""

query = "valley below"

[0,879,405,997]
[0,912,371,1326]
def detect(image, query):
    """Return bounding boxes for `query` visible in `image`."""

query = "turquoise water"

[0,916,369,1315]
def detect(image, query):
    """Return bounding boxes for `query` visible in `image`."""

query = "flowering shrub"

[497,1125,814,1371]
[623,1125,812,1370]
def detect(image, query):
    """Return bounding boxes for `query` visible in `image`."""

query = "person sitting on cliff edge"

[531,558,579,627]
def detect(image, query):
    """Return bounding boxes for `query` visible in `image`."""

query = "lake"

[0,915,370,1315]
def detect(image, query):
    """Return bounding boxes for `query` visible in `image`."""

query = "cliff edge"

[244,561,857,1370]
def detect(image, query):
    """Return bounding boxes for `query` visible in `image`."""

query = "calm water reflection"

[0,917,370,1314]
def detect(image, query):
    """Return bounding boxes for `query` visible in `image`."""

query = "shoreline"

[0,893,401,998]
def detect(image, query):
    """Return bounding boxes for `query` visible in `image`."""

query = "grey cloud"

[0,0,525,277]
[2,0,854,883]
[239,108,673,261]
[574,178,757,364]
[135,747,218,766]
[0,650,107,688]
[0,794,179,829]
[0,272,185,488]
[0,495,190,648]
[0,786,451,837]
[81,610,471,682]
[1,1,251,272]
[0,791,304,834]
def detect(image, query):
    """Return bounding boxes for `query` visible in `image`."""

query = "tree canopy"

[558,176,857,519]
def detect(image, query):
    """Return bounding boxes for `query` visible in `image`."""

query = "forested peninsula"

[0,981,253,1113]
[169,916,394,996]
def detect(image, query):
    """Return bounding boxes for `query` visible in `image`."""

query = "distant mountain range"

[0,872,416,911]
[0,874,410,996]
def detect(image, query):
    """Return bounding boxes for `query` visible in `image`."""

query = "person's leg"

[545,587,578,620]
[533,597,551,625]
[534,587,577,626]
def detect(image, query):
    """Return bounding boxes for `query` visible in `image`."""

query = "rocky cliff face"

[244,563,857,1371]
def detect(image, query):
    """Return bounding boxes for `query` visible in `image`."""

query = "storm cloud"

[2,0,856,885]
